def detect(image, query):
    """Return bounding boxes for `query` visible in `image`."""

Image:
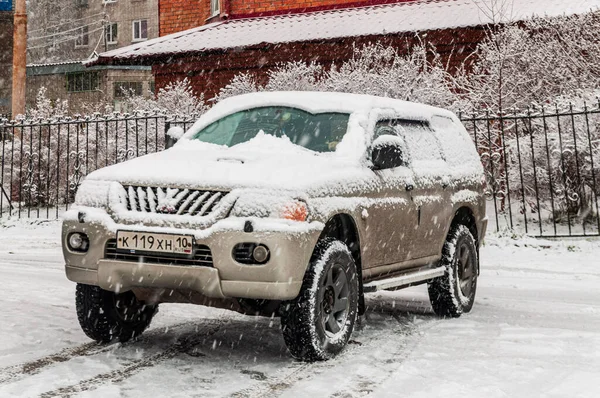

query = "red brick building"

[91,0,599,101]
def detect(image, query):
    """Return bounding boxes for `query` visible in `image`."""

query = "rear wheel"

[280,239,359,361]
[75,284,157,343]
[428,225,478,317]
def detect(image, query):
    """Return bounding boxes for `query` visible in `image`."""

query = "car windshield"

[189,106,350,152]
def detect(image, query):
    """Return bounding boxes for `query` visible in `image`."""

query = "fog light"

[68,232,89,252]
[252,245,270,264]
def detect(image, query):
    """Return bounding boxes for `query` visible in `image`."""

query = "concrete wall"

[0,11,13,116]
[28,0,159,64]
[26,66,154,115]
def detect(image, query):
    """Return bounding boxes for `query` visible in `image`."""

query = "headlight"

[74,180,112,208]
[67,232,89,252]
[231,194,308,221]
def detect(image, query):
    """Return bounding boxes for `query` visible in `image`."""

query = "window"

[132,20,148,42]
[114,82,143,98]
[66,72,100,93]
[210,0,220,16]
[75,26,89,47]
[189,107,350,152]
[105,23,118,45]
[375,119,444,162]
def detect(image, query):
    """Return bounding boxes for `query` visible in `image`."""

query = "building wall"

[26,67,154,114]
[0,11,13,116]
[230,0,406,16]
[160,0,211,36]
[152,26,485,101]
[28,0,159,64]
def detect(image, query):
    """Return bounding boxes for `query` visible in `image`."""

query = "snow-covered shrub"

[265,62,325,92]
[123,78,208,115]
[216,43,461,109]
[28,87,69,119]
[216,73,261,102]
[324,44,460,109]
[456,14,600,111]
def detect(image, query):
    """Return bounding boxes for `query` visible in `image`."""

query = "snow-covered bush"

[456,14,600,111]
[28,87,69,119]
[217,44,461,109]
[324,44,459,109]
[123,78,209,115]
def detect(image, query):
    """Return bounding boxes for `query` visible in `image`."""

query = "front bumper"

[62,208,322,301]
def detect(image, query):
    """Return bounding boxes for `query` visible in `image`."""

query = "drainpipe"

[222,0,231,19]
[11,0,27,118]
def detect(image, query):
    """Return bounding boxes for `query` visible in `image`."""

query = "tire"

[280,239,359,362]
[75,283,157,343]
[428,224,478,318]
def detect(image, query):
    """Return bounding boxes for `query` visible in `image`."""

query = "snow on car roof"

[196,91,453,124]
[88,0,600,65]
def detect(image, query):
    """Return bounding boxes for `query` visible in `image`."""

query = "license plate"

[116,231,194,255]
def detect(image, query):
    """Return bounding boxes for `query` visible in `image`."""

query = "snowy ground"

[0,219,599,398]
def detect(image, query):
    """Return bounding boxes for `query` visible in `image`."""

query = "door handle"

[405,184,414,192]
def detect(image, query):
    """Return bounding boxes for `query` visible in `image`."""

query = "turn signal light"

[282,202,308,222]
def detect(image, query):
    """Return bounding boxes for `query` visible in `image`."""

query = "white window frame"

[74,26,89,47]
[105,23,118,45]
[102,0,117,4]
[132,19,148,42]
[210,0,220,16]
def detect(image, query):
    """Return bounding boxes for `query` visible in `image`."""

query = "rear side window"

[430,115,478,168]
[376,119,444,162]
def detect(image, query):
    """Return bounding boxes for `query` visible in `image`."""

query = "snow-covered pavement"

[0,219,599,397]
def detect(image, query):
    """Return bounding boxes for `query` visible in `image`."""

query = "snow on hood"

[85,131,377,196]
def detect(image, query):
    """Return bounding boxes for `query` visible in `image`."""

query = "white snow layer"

[1,220,599,397]
[91,0,600,62]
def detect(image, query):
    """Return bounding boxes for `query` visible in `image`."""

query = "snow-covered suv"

[63,92,487,361]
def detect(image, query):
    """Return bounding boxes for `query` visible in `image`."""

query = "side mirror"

[371,135,407,170]
[165,126,185,149]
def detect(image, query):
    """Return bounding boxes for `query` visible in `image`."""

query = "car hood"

[86,134,377,196]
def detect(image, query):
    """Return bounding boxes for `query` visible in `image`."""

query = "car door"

[360,120,419,271]
[395,120,452,260]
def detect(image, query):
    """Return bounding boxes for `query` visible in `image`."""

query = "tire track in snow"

[229,307,429,398]
[0,321,191,386]
[327,316,441,398]
[38,318,228,398]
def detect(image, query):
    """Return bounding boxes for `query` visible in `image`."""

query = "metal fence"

[1,106,599,238]
[460,103,600,237]
[0,113,197,219]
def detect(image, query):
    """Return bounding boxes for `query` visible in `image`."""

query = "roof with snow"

[90,0,600,65]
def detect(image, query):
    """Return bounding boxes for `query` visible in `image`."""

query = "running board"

[362,267,445,293]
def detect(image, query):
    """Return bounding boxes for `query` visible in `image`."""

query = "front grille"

[104,239,213,267]
[121,186,226,217]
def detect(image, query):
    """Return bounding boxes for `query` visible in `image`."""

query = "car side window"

[376,119,444,162]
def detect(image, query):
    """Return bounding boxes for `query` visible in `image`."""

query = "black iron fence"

[0,113,197,219]
[1,106,599,238]
[460,103,600,237]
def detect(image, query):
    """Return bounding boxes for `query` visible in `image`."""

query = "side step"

[363,267,445,293]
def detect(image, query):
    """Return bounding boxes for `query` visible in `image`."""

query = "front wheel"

[280,239,359,361]
[75,284,157,343]
[428,224,478,317]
